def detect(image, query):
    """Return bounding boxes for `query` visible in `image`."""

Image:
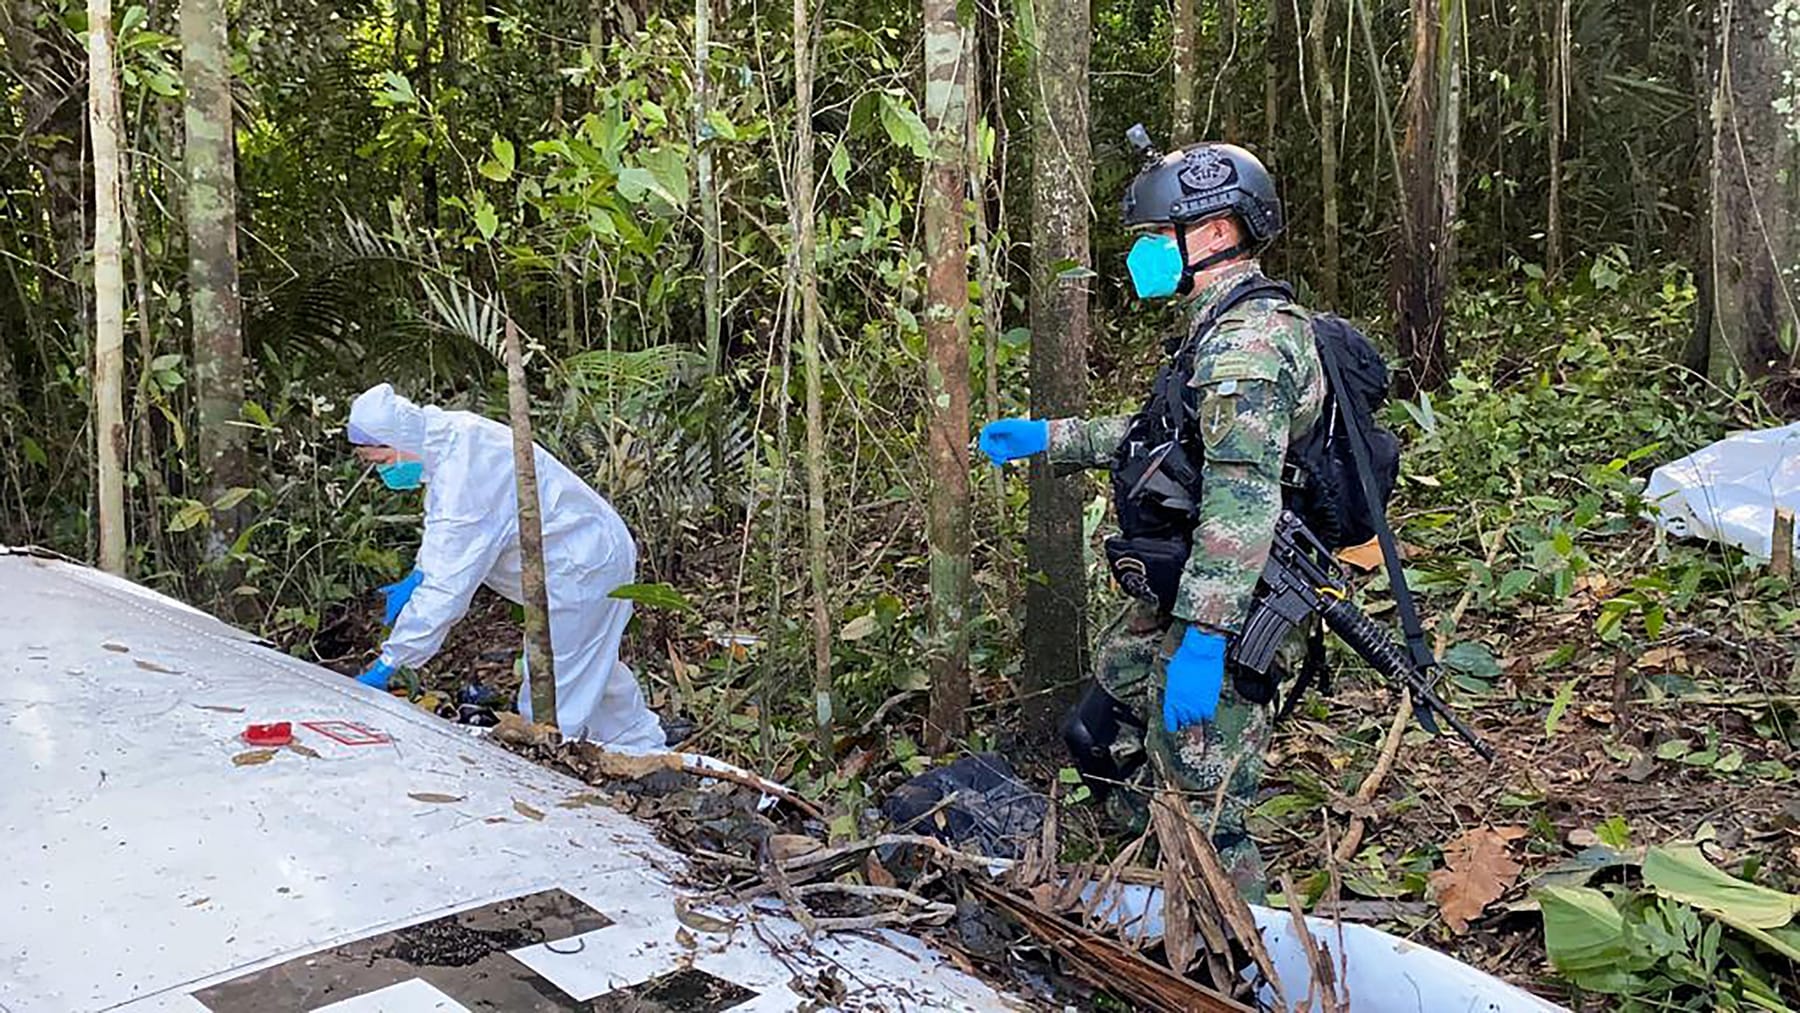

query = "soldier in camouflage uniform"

[980,138,1321,902]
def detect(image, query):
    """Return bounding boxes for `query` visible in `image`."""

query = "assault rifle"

[1234,510,1495,761]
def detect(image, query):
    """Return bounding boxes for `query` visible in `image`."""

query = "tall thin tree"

[1702,0,1799,387]
[503,317,557,723]
[180,0,247,571]
[1171,0,1197,143]
[695,0,725,490]
[1392,0,1463,396]
[1307,0,1341,306]
[792,0,834,760]
[88,0,126,575]
[1025,0,1091,744]
[922,0,972,752]
[1543,0,1568,282]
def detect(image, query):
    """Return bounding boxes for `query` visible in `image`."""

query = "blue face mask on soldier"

[1126,233,1185,299]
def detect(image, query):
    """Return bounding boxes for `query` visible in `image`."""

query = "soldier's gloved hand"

[379,569,424,627]
[1162,624,1228,733]
[978,419,1049,465]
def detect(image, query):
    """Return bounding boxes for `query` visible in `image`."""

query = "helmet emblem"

[1178,149,1235,192]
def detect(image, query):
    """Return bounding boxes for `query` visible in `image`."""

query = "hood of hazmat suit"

[348,384,664,751]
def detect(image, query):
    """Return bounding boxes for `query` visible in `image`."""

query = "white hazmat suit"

[348,384,665,751]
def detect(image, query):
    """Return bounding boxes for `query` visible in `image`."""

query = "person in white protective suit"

[345,383,666,752]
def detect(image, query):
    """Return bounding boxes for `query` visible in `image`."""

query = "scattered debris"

[408,792,465,804]
[134,658,181,674]
[241,722,293,747]
[232,749,277,767]
[880,752,1047,860]
[101,642,129,653]
[513,799,546,821]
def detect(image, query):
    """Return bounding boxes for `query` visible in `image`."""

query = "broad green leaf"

[241,401,272,429]
[21,436,46,468]
[829,140,850,190]
[607,582,694,612]
[491,135,515,172]
[641,147,689,206]
[478,159,512,182]
[878,93,931,158]
[839,613,879,641]
[1643,845,1800,929]
[1545,675,1579,737]
[168,499,210,533]
[704,109,739,141]
[1440,641,1501,680]
[1656,738,1691,759]
[1538,885,1649,991]
[211,487,253,512]
[472,197,499,240]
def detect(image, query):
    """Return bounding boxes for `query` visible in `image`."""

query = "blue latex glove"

[978,418,1049,465]
[358,657,397,689]
[1162,625,1228,733]
[380,569,424,627]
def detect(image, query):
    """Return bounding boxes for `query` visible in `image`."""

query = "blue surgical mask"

[377,460,424,491]
[1126,233,1186,299]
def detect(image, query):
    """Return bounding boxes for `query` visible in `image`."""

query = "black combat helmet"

[1119,125,1284,244]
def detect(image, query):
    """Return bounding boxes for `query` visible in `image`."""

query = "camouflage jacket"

[1048,261,1325,632]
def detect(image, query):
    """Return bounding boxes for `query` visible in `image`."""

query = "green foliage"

[1539,846,1800,1009]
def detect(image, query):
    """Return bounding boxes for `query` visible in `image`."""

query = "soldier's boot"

[1210,829,1269,905]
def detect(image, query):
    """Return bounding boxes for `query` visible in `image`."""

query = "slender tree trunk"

[1544,0,1567,281]
[1705,0,1799,389]
[180,0,247,570]
[968,27,1006,511]
[1171,0,1197,144]
[1307,0,1341,306]
[793,0,833,760]
[503,317,558,723]
[1025,0,1091,745]
[1218,0,1240,141]
[1392,0,1461,396]
[922,0,972,753]
[696,0,726,498]
[415,0,438,227]
[89,0,126,575]
[1262,0,1284,157]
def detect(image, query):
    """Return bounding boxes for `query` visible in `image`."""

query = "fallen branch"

[1280,874,1345,1013]
[1335,520,1511,862]
[566,744,826,821]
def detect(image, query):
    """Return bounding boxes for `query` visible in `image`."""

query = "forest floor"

[295,520,1800,1010]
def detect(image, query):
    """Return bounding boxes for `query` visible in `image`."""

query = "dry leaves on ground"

[1429,825,1527,934]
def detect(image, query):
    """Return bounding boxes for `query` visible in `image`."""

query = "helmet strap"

[1173,228,1250,296]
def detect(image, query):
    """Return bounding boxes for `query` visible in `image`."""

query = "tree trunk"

[1705,0,1799,389]
[503,317,558,723]
[922,0,972,753]
[89,0,126,575]
[1218,0,1240,141]
[793,0,834,760]
[968,26,1006,511]
[696,0,726,499]
[1171,0,1197,144]
[1544,0,1567,282]
[1262,0,1283,157]
[1392,0,1462,396]
[1025,0,1091,746]
[180,0,247,572]
[1307,0,1341,306]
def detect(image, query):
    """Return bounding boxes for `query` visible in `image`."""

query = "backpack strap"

[1315,335,1444,733]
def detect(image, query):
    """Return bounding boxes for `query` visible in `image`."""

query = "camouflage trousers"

[1093,600,1287,904]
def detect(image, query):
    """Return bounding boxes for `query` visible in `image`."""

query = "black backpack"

[1284,313,1401,550]
[1105,275,1402,611]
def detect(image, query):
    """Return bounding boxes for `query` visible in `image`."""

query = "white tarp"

[1644,422,1800,559]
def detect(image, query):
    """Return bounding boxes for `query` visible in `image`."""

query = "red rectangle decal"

[300,720,392,746]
